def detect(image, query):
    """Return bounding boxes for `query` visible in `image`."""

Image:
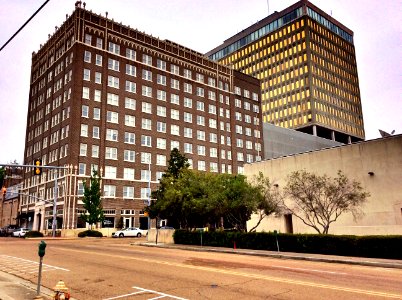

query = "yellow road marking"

[53,246,402,299]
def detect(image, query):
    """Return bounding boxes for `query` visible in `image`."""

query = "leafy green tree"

[282,170,370,234]
[248,172,281,232]
[166,148,190,179]
[80,169,104,229]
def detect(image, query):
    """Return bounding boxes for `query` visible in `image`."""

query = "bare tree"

[248,172,281,232]
[282,170,369,234]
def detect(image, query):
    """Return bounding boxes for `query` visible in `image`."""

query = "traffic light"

[38,240,46,257]
[34,159,42,176]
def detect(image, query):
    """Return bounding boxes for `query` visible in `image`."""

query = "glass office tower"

[207,0,365,143]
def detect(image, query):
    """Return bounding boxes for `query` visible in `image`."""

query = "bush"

[25,231,44,238]
[78,230,103,238]
[173,230,402,259]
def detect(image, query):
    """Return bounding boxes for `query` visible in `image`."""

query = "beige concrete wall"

[245,136,402,235]
[147,229,175,244]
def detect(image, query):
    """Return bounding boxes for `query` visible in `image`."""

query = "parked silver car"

[112,227,147,238]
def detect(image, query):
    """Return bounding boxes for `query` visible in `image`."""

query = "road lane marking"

[272,265,347,275]
[0,255,70,272]
[53,247,402,299]
[104,286,188,300]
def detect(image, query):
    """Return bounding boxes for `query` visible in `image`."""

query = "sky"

[0,0,400,164]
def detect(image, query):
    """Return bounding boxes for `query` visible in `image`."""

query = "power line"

[0,0,51,52]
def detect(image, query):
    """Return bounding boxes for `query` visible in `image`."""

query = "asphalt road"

[0,237,401,299]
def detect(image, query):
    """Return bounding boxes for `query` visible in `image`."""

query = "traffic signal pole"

[0,163,68,237]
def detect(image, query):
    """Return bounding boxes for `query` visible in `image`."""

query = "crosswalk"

[0,254,69,276]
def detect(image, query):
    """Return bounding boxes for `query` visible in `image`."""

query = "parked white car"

[112,227,147,238]
[12,228,30,237]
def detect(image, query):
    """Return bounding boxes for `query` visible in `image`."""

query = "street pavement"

[0,240,401,299]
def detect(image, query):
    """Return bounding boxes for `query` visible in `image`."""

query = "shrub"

[173,230,402,259]
[25,231,44,238]
[78,230,103,238]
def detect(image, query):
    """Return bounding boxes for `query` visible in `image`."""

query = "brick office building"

[207,0,365,143]
[21,2,263,233]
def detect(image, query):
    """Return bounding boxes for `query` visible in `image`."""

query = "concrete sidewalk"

[0,271,54,300]
[139,242,402,269]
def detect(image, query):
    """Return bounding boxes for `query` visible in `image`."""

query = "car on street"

[112,227,147,238]
[0,225,19,237]
[12,228,30,237]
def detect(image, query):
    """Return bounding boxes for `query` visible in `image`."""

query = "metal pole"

[36,256,43,296]
[147,161,151,241]
[52,171,58,238]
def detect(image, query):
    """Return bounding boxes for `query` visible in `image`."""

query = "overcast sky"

[0,0,400,164]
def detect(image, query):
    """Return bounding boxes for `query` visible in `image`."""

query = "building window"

[156,154,167,166]
[79,143,87,156]
[84,51,91,63]
[124,168,135,180]
[104,166,117,179]
[184,143,193,153]
[95,72,102,84]
[126,48,136,60]
[123,187,134,199]
[157,74,166,85]
[126,64,136,77]
[104,185,116,197]
[198,161,206,171]
[157,138,166,149]
[108,42,120,55]
[105,147,118,160]
[171,78,180,90]
[142,102,152,114]
[82,87,89,99]
[92,126,100,138]
[157,105,166,117]
[142,85,152,97]
[143,54,152,66]
[92,145,99,157]
[108,76,119,88]
[124,132,135,144]
[96,37,103,49]
[95,54,102,66]
[107,111,119,123]
[85,34,92,45]
[157,121,166,133]
[171,109,180,120]
[184,127,192,138]
[107,93,119,106]
[184,97,192,108]
[157,90,166,101]
[171,64,179,74]
[157,59,166,70]
[141,118,152,130]
[142,69,152,81]
[106,129,118,141]
[80,124,88,137]
[125,115,135,127]
[171,125,180,136]
[124,150,136,162]
[108,58,120,71]
[171,94,180,105]
[141,135,152,147]
[196,101,204,111]
[125,97,136,110]
[197,145,206,156]
[125,81,136,93]
[81,105,89,118]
